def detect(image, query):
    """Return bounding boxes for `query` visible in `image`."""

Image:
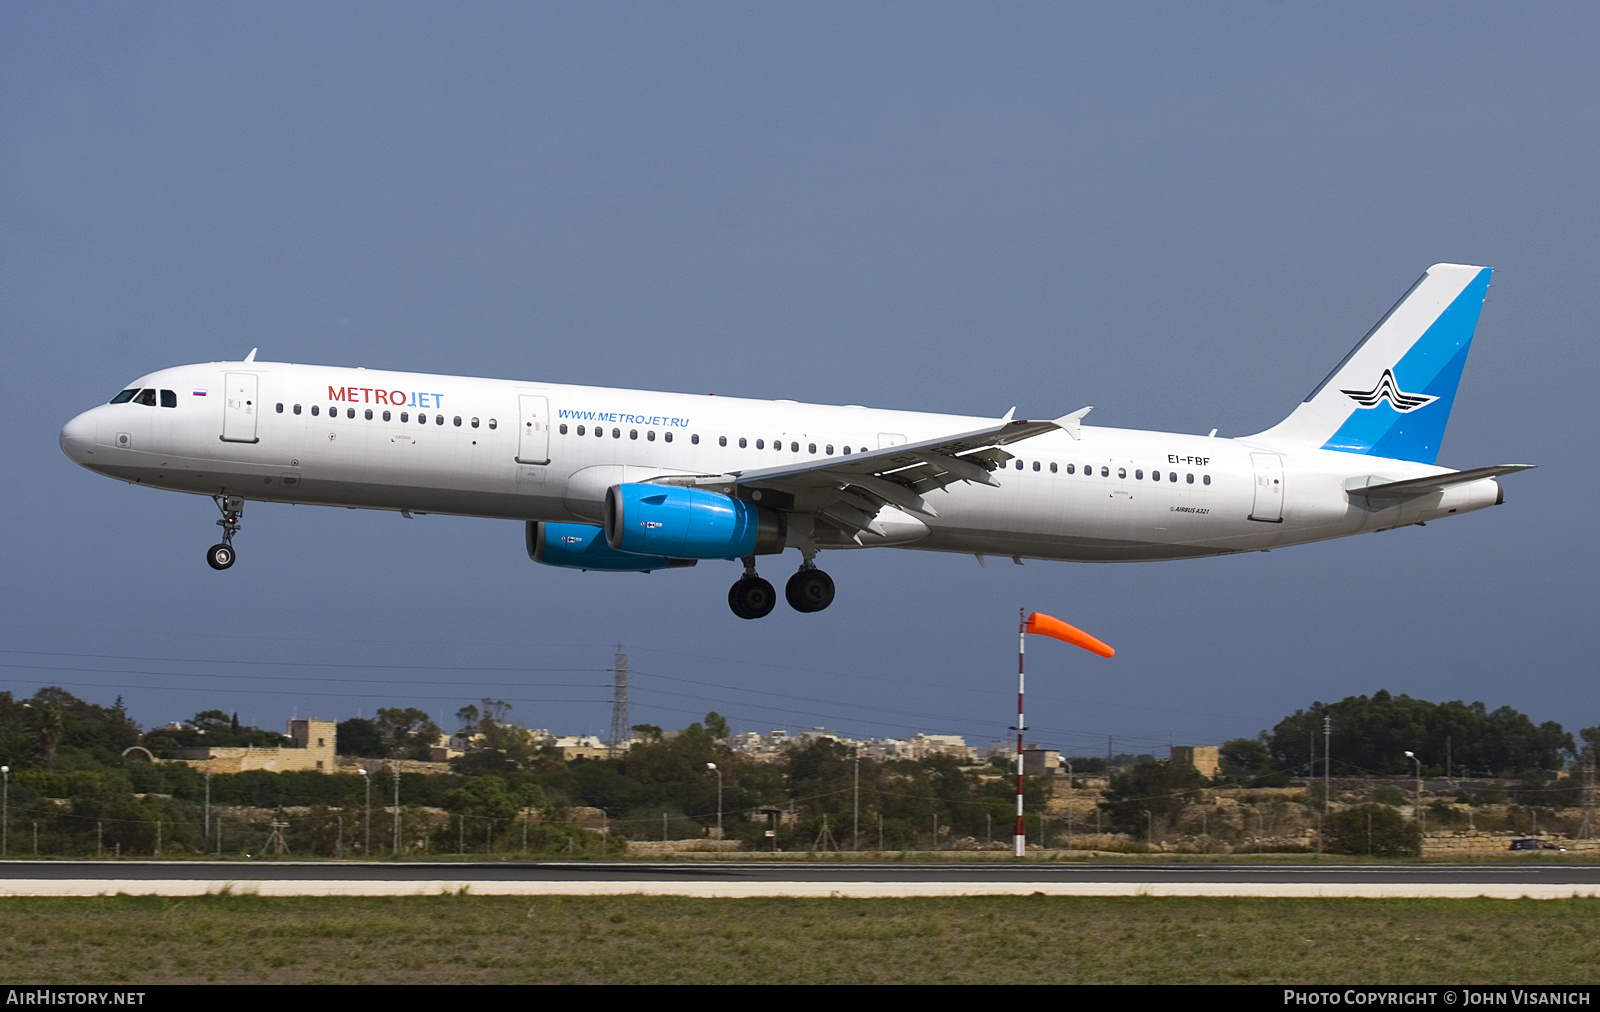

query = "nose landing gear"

[207,496,243,570]
[728,557,776,620]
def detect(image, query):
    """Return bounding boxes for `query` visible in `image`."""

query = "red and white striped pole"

[1015,607,1028,857]
[1012,610,1115,859]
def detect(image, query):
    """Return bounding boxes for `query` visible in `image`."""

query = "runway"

[3,860,1599,898]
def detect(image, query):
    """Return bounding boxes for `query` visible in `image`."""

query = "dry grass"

[2,894,1598,984]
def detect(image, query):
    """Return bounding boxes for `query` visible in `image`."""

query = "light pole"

[358,768,371,856]
[1404,751,1422,823]
[706,763,723,840]
[2,765,8,858]
[392,764,402,856]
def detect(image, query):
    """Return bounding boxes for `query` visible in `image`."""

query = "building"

[1171,745,1220,779]
[176,719,338,774]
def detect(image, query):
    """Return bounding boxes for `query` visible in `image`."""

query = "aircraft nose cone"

[59,410,96,463]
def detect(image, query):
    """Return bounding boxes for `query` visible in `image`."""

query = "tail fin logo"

[1340,369,1438,413]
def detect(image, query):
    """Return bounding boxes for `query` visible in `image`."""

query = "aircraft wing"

[1344,464,1536,500]
[723,408,1089,529]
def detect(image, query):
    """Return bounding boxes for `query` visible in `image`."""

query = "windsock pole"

[1012,609,1114,858]
[1015,608,1027,858]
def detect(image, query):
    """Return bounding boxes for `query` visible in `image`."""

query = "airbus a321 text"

[60,264,1531,619]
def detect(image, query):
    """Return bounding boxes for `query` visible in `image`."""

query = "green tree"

[1100,760,1208,839]
[374,707,441,761]
[1218,738,1286,786]
[1321,804,1421,857]
[335,718,384,757]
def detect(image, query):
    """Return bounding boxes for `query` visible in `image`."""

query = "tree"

[335,718,384,757]
[1218,738,1287,787]
[1099,760,1208,839]
[1268,690,1573,777]
[1321,804,1421,857]
[704,712,730,740]
[374,708,441,761]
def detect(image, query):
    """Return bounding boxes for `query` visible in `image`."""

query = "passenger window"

[664,432,673,443]
[559,423,568,434]
[1186,473,1194,484]
[629,429,637,440]
[843,446,851,455]
[135,389,157,406]
[455,416,462,427]
[472,418,480,429]
[347,408,355,419]
[1135,469,1143,480]
[400,411,408,422]
[110,389,138,404]
[576,425,585,436]
[646,430,655,441]
[161,390,177,408]
[1169,472,1177,483]
[419,413,427,424]
[826,444,833,455]
[808,443,816,454]
[276,403,284,413]
[1066,464,1075,474]
[311,405,320,416]
[756,439,764,449]
[1100,466,1109,477]
[365,409,373,420]
[1117,468,1126,479]
[488,419,497,429]
[612,428,620,438]
[383,410,391,421]
[1050,462,1058,473]
[435,414,443,425]
[1151,470,1159,482]
[739,437,747,448]
[1015,459,1023,470]
[1203,474,1211,485]
[791,441,799,452]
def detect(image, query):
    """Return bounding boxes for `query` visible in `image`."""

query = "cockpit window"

[134,389,158,406]
[109,389,138,404]
[160,389,177,408]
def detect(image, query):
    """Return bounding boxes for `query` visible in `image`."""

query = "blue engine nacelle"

[526,521,696,572]
[605,483,786,559]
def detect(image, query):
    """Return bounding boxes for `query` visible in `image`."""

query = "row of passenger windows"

[1011,459,1212,485]
[110,388,177,408]
[558,422,868,454]
[275,403,498,429]
[557,422,1213,484]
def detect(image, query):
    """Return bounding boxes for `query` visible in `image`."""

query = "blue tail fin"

[1252,264,1492,465]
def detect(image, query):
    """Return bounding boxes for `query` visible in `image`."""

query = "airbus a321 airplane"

[60,263,1530,619]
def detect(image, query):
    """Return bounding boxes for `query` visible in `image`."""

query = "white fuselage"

[59,360,1503,564]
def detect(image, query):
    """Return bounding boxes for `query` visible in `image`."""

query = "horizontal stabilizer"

[1344,464,1535,500]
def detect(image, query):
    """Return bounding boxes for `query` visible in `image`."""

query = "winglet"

[1001,406,1016,423]
[243,348,258,363]
[1055,406,1093,441]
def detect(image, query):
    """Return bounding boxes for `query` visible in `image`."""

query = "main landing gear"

[727,555,835,619]
[207,496,243,571]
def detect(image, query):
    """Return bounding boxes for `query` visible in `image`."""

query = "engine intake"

[605,483,786,559]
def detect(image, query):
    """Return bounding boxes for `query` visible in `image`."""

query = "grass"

[2,894,1599,983]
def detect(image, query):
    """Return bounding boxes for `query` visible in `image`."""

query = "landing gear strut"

[728,557,776,620]
[207,496,243,571]
[785,561,835,613]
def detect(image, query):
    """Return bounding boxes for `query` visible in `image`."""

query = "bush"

[1321,804,1421,857]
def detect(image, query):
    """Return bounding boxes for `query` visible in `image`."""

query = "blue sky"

[4,3,1596,758]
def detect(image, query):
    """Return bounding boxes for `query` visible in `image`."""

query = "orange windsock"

[1025,612,1114,658]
